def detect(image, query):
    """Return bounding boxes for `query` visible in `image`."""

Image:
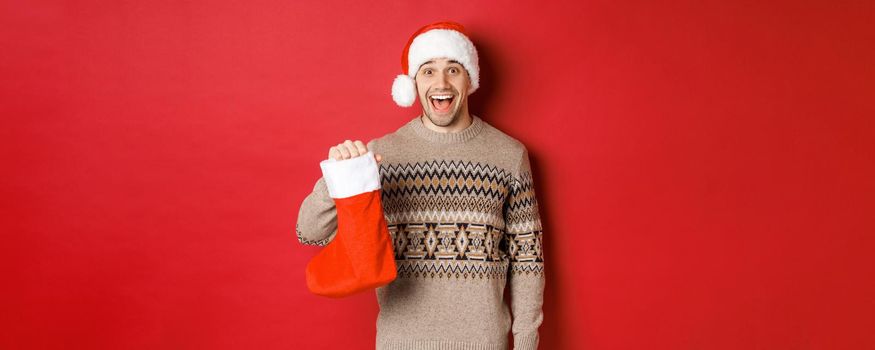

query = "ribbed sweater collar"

[407,114,485,144]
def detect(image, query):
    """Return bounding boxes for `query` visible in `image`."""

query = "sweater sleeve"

[504,147,545,350]
[295,177,338,246]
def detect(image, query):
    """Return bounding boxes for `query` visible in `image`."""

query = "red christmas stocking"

[305,151,397,298]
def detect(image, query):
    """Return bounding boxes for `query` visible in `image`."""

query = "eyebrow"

[421,60,463,67]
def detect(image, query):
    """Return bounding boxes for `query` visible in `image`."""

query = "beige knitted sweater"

[296,115,545,350]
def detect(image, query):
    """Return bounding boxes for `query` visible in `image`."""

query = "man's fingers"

[353,140,367,156]
[329,139,371,161]
[375,153,382,163]
[336,142,351,159]
[343,140,359,158]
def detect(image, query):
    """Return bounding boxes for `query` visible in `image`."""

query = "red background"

[3,1,874,349]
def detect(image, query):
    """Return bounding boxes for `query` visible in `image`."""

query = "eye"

[449,67,458,74]
[423,69,433,75]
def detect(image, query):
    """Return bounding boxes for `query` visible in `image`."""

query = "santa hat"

[391,21,480,107]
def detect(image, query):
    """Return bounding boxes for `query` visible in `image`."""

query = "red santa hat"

[391,21,480,107]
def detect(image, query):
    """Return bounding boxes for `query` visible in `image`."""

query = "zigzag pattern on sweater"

[395,260,509,279]
[385,205,505,227]
[296,222,331,247]
[509,261,545,276]
[379,160,515,200]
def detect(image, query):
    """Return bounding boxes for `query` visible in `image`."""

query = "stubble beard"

[424,110,456,127]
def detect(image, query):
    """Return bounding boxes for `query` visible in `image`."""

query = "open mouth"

[429,94,454,114]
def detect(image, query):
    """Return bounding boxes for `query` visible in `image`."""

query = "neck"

[420,108,472,133]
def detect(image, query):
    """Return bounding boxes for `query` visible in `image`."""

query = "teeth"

[430,95,453,100]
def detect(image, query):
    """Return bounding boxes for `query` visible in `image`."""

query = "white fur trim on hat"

[391,74,417,107]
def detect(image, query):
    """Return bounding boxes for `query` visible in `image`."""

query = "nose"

[435,71,451,88]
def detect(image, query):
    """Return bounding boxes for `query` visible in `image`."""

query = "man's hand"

[329,140,383,163]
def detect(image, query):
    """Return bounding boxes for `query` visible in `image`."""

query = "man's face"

[415,57,471,127]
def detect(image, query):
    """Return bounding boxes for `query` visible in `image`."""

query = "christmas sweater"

[296,115,545,350]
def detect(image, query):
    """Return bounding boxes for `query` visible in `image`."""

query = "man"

[296,21,545,350]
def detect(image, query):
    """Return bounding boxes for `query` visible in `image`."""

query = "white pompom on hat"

[391,21,480,107]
